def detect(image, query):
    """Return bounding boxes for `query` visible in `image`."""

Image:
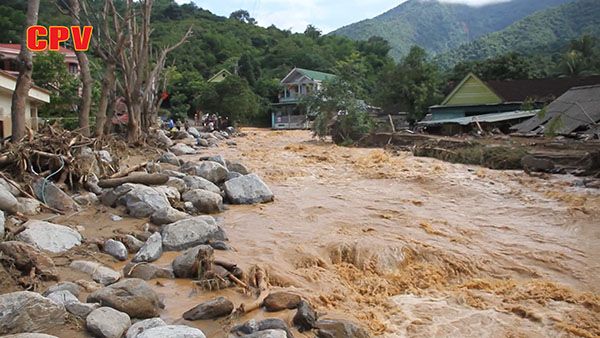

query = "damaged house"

[419,73,600,135]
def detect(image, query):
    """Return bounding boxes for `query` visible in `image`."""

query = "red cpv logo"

[26,26,93,52]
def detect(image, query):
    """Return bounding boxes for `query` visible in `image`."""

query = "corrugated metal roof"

[418,110,538,126]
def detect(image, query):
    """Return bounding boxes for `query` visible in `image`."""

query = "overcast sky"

[177,0,511,33]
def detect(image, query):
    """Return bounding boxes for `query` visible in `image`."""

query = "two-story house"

[0,44,80,75]
[271,67,335,130]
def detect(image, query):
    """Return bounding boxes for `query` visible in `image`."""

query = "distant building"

[271,67,336,130]
[207,69,232,83]
[421,73,600,134]
[0,44,80,75]
[0,70,50,139]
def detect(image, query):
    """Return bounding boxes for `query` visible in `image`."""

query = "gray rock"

[182,297,234,320]
[46,290,79,306]
[242,330,288,338]
[183,201,195,214]
[200,155,226,167]
[124,262,174,280]
[256,318,293,337]
[133,232,163,263]
[0,241,57,280]
[521,155,555,173]
[0,183,19,214]
[122,235,145,254]
[226,160,250,175]
[137,325,206,338]
[2,334,59,338]
[180,161,229,184]
[70,260,121,285]
[96,150,113,164]
[86,307,131,338]
[171,245,213,278]
[17,220,82,253]
[150,207,190,226]
[154,129,173,148]
[87,279,164,319]
[66,302,100,319]
[182,189,223,214]
[0,210,4,238]
[0,177,21,197]
[153,186,180,201]
[293,300,317,332]
[0,291,66,335]
[111,214,124,222]
[263,292,302,312]
[166,177,187,193]
[316,319,370,338]
[126,318,166,338]
[121,184,171,218]
[16,197,41,215]
[224,174,274,205]
[197,139,209,147]
[163,170,186,179]
[182,176,221,194]
[31,178,78,213]
[187,127,200,138]
[146,162,162,174]
[161,218,223,251]
[170,143,196,156]
[73,192,99,206]
[44,282,82,298]
[226,172,243,181]
[226,140,237,146]
[101,184,134,207]
[209,240,231,251]
[104,239,128,261]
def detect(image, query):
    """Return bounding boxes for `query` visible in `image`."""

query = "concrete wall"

[0,90,33,139]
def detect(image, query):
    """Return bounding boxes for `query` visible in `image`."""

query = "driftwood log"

[98,173,168,188]
[109,162,149,179]
[233,265,269,316]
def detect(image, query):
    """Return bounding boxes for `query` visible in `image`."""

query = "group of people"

[195,113,230,132]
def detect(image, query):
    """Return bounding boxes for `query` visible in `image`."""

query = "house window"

[68,63,78,74]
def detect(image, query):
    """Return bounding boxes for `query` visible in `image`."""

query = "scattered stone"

[153,186,180,201]
[86,307,131,338]
[0,291,66,335]
[226,140,237,146]
[121,184,172,218]
[180,161,229,184]
[154,129,173,148]
[45,290,79,307]
[293,300,317,332]
[111,214,124,222]
[0,241,57,280]
[226,172,243,181]
[226,160,250,175]
[96,150,113,164]
[31,178,78,212]
[123,262,174,280]
[16,197,41,215]
[262,292,302,312]
[87,278,164,319]
[166,177,187,193]
[73,192,99,206]
[200,155,226,167]
[182,189,223,214]
[43,281,82,298]
[151,207,190,226]
[224,174,274,205]
[170,143,197,156]
[183,176,221,194]
[120,235,144,254]
[137,325,206,338]
[70,260,121,285]
[256,318,293,337]
[188,127,201,138]
[171,245,213,278]
[85,174,103,195]
[209,240,231,251]
[184,201,195,214]
[0,177,21,197]
[133,232,163,263]
[315,319,370,338]
[182,297,234,320]
[146,162,162,174]
[101,184,134,207]
[76,279,103,293]
[16,220,82,254]
[161,218,223,251]
[197,139,209,147]
[242,330,288,338]
[66,302,100,319]
[126,318,166,338]
[104,239,128,261]
[0,183,19,214]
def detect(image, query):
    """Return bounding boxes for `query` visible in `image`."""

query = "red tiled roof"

[0,43,76,57]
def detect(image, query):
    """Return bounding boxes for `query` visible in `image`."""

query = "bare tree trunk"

[11,0,40,142]
[69,0,92,136]
[96,62,115,137]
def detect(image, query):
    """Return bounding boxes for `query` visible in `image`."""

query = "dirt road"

[191,129,599,337]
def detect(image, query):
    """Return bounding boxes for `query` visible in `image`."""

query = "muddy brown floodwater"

[44,129,600,337]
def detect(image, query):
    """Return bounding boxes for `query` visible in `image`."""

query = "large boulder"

[0,291,66,335]
[170,143,196,156]
[224,174,274,204]
[171,245,213,278]
[182,297,234,320]
[150,207,190,226]
[31,178,78,212]
[153,186,180,202]
[180,161,228,184]
[104,239,128,261]
[182,176,221,194]
[0,241,57,280]
[86,307,131,338]
[121,184,171,218]
[123,262,174,280]
[137,325,206,338]
[158,152,181,166]
[132,232,163,263]
[17,220,82,253]
[181,189,223,214]
[226,160,250,175]
[87,279,164,319]
[315,319,370,338]
[70,261,121,285]
[161,218,224,251]
[154,129,173,148]
[126,318,166,338]
[0,183,19,214]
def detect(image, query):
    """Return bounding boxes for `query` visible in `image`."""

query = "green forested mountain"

[437,0,600,68]
[330,0,573,60]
